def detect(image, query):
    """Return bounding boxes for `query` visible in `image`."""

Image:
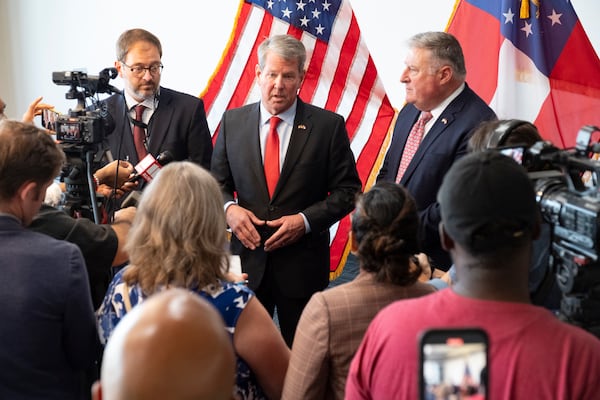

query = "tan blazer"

[282,271,436,400]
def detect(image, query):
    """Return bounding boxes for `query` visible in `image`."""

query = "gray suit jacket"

[211,98,361,298]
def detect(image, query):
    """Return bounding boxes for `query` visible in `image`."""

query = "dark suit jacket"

[211,98,361,298]
[0,215,97,399]
[103,87,213,168]
[377,84,496,268]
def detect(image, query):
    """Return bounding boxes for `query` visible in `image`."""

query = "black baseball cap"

[437,151,538,252]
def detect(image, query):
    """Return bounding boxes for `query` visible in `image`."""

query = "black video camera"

[50,68,119,145]
[49,68,120,223]
[521,126,600,337]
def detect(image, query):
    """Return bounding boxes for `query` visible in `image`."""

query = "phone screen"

[419,328,488,400]
[41,108,60,132]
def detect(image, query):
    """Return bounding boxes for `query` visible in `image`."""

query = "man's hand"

[95,160,135,188]
[226,204,264,250]
[264,214,305,252]
[22,96,54,126]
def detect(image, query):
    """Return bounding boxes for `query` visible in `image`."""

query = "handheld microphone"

[128,150,174,183]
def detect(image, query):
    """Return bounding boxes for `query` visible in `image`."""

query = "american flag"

[201,0,396,278]
[447,0,600,148]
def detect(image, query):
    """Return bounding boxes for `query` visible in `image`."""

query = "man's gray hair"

[257,34,307,73]
[408,31,467,80]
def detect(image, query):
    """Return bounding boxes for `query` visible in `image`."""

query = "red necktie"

[133,104,148,160]
[264,116,282,198]
[395,111,433,183]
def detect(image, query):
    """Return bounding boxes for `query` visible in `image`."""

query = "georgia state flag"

[447,0,600,147]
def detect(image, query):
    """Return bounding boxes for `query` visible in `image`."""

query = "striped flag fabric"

[447,0,600,148]
[201,0,396,279]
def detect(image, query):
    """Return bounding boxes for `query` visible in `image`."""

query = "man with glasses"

[102,28,212,170]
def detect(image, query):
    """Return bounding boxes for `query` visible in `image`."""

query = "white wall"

[1,0,598,121]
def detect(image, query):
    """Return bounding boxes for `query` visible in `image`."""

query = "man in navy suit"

[211,35,361,347]
[0,120,97,399]
[103,29,212,169]
[377,31,496,270]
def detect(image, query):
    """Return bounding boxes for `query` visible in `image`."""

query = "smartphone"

[40,108,60,132]
[419,328,489,400]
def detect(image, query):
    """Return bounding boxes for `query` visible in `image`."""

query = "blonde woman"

[97,162,289,400]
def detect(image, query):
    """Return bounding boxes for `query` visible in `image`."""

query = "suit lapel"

[147,87,172,156]
[400,92,468,184]
[111,95,139,164]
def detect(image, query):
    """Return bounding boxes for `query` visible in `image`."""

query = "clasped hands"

[226,204,305,251]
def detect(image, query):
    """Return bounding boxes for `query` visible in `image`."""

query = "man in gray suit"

[211,34,361,346]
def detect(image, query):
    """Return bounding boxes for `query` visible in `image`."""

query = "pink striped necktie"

[395,111,433,183]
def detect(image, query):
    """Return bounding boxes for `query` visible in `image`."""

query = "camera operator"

[12,95,137,309]
[29,159,136,309]
[429,119,562,310]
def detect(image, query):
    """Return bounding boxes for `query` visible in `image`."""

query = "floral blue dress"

[97,267,266,399]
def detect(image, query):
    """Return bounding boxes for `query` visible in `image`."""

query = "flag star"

[503,7,515,24]
[308,0,315,2]
[267,0,274,9]
[296,0,306,11]
[323,0,331,11]
[315,24,325,35]
[547,9,563,26]
[282,6,292,18]
[521,21,533,37]
[299,15,310,26]
[312,8,321,19]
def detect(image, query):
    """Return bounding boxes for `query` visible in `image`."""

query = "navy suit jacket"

[103,87,213,168]
[211,98,361,298]
[377,84,496,268]
[0,215,97,399]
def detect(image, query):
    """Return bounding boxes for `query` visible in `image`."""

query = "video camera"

[50,68,119,144]
[50,67,120,223]
[519,126,600,337]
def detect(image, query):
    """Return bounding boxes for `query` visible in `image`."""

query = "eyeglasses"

[120,61,163,77]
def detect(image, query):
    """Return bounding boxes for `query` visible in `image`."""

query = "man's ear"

[91,381,102,400]
[439,222,455,252]
[19,181,39,203]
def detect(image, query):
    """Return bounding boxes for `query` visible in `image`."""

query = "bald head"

[94,289,235,400]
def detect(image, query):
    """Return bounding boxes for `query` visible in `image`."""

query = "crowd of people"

[1,27,600,400]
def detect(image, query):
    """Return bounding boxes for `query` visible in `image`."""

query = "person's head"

[351,182,422,285]
[115,28,163,102]
[0,120,64,225]
[437,151,539,268]
[123,161,228,294]
[93,288,236,400]
[401,31,466,111]
[468,119,542,153]
[256,34,306,115]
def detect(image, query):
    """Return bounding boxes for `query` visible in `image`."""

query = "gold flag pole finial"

[520,0,541,19]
